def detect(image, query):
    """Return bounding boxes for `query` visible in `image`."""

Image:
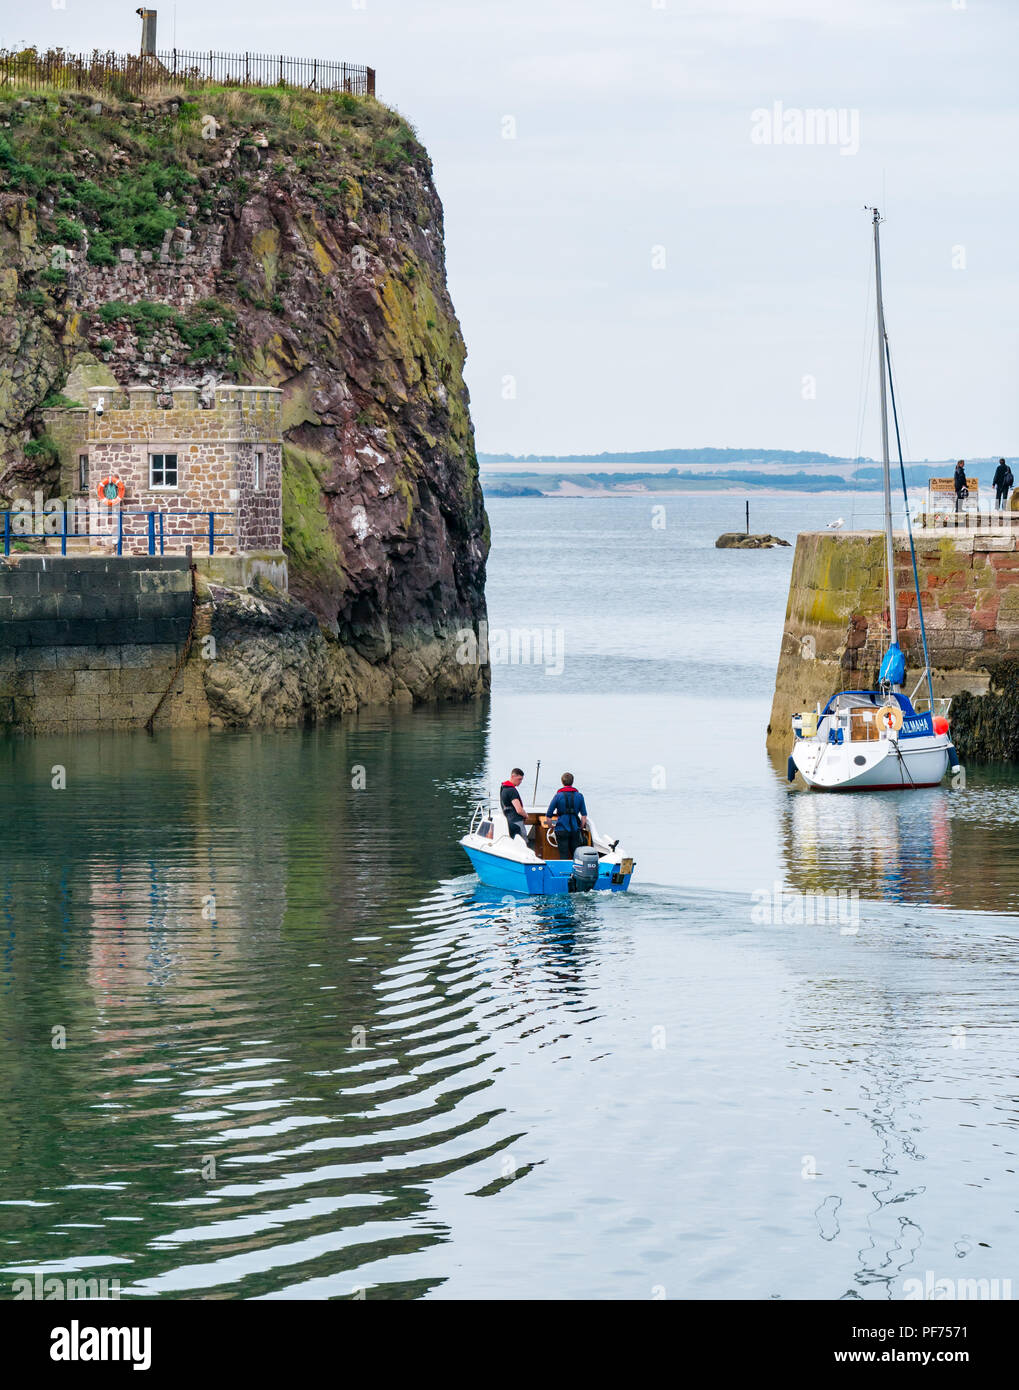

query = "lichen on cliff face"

[0,84,488,706]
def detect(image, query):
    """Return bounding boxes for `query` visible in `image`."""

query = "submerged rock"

[716,533,790,549]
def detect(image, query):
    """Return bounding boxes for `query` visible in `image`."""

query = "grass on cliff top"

[0,84,424,264]
[0,83,423,175]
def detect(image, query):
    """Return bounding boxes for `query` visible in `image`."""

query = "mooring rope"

[892,734,916,787]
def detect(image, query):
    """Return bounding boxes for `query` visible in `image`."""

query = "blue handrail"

[1,510,235,557]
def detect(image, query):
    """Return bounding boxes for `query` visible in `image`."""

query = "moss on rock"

[281,443,345,589]
[950,661,1019,761]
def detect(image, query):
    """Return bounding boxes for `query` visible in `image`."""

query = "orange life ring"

[97,476,125,505]
[880,704,903,732]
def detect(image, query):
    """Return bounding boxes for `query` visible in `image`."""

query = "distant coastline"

[479,458,1015,499]
[481,467,928,499]
[484,482,882,498]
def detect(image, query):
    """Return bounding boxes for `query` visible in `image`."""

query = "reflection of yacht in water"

[789,209,961,792]
[781,786,952,905]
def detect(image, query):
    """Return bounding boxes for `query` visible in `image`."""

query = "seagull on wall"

[826,518,844,530]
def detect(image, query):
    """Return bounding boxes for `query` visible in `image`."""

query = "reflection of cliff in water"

[0,701,610,1298]
[0,704,503,1298]
[0,703,491,992]
[774,756,1019,913]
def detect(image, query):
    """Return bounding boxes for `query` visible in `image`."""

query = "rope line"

[885,340,936,714]
[145,562,199,733]
[850,246,877,531]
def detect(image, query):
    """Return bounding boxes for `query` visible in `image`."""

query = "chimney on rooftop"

[136,8,157,57]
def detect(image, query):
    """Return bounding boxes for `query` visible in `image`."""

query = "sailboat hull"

[791,733,951,792]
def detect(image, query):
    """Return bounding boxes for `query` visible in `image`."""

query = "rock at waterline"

[715,533,791,549]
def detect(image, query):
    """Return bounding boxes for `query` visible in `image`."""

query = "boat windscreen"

[823,690,916,716]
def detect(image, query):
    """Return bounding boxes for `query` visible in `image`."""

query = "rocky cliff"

[0,84,489,714]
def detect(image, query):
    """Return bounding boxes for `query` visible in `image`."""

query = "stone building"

[70,383,282,554]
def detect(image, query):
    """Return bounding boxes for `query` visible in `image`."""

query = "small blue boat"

[460,801,635,896]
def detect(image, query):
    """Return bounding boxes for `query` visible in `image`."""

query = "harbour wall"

[0,555,205,732]
[0,554,486,733]
[767,530,1019,762]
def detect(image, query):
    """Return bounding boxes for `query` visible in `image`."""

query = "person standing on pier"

[992,458,1013,510]
[954,460,968,514]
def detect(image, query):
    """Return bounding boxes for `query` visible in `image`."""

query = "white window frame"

[253,449,264,493]
[149,452,179,490]
[78,453,89,492]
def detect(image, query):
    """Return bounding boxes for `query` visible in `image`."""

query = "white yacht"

[789,209,962,792]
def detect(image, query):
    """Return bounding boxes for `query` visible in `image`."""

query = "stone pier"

[0,555,205,732]
[767,529,1019,761]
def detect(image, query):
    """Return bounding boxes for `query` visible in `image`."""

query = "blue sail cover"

[879,642,906,685]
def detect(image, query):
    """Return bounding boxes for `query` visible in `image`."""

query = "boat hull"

[463,845,633,895]
[791,735,951,791]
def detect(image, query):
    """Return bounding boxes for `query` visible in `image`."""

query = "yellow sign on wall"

[929,476,978,494]
[928,476,979,512]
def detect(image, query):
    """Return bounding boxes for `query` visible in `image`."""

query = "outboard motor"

[569,846,600,893]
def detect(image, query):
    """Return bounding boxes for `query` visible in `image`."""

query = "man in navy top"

[546,773,588,860]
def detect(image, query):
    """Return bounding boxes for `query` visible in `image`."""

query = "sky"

[6,0,1018,458]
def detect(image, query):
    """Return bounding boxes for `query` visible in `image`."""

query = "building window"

[78,454,89,492]
[253,450,263,492]
[149,453,178,489]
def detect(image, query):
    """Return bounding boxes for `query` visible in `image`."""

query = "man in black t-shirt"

[499,768,528,841]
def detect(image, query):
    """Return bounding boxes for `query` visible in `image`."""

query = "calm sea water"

[1,493,1016,1300]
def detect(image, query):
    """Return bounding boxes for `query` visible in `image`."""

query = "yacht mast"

[871,206,899,675]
